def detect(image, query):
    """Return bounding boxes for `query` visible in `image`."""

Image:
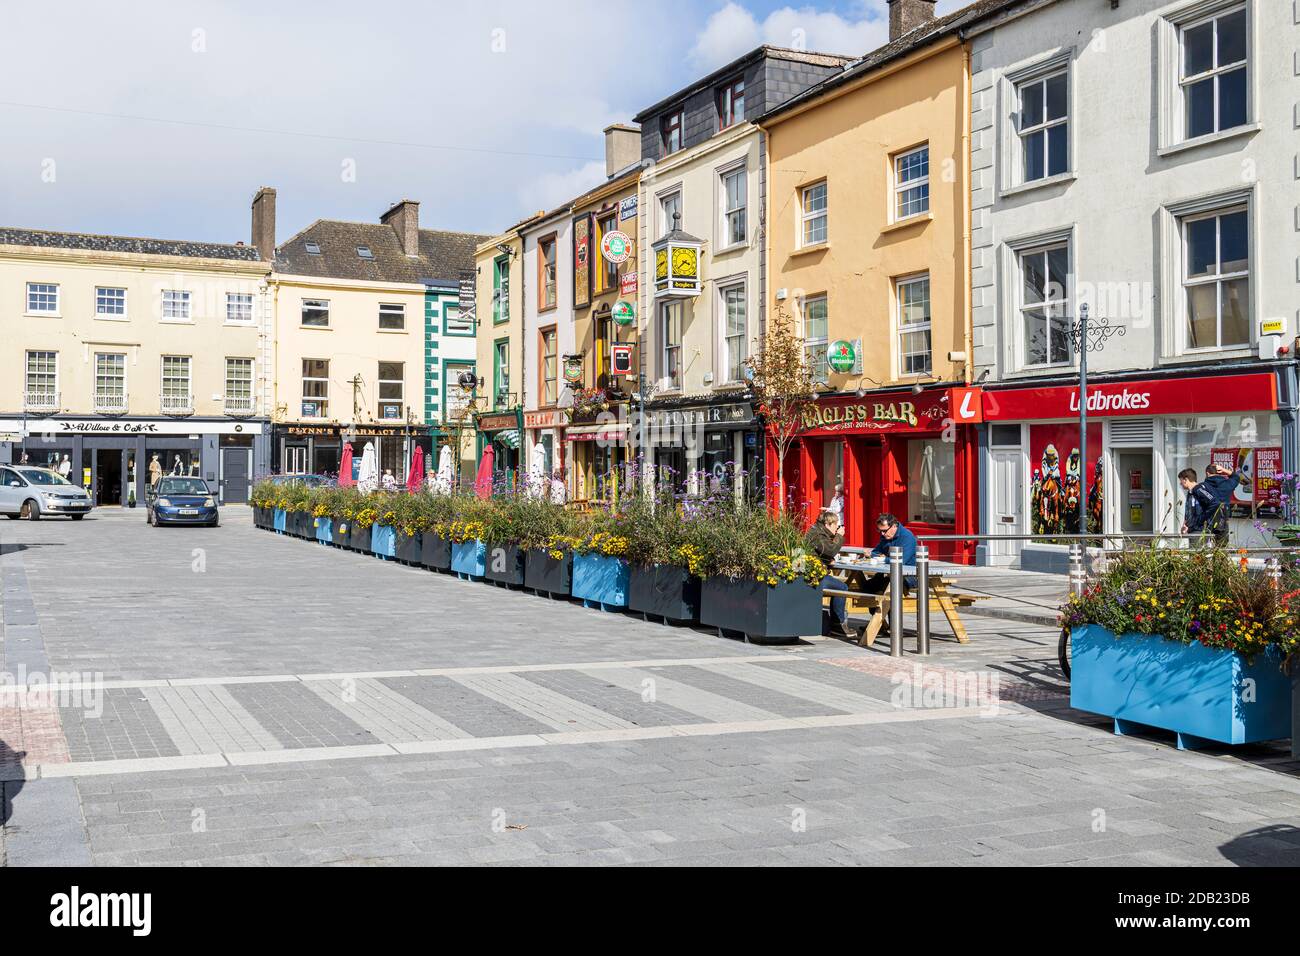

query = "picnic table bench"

[822,553,988,646]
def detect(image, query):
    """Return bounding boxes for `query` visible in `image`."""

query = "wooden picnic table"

[824,550,983,647]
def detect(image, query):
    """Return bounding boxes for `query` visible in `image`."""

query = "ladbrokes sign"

[983,373,1278,421]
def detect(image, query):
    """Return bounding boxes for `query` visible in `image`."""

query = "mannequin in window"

[148,454,163,487]
[171,455,183,476]
[58,454,72,479]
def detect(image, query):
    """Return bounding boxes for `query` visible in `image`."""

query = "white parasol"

[434,444,454,495]
[358,441,379,493]
[527,442,547,499]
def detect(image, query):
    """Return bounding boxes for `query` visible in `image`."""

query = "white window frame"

[161,355,192,409]
[378,302,405,331]
[895,274,932,378]
[801,294,829,384]
[717,279,747,384]
[26,282,59,315]
[94,352,127,407]
[444,305,473,335]
[1016,240,1073,370]
[1180,204,1250,352]
[799,182,827,248]
[1178,4,1249,141]
[301,298,330,328]
[224,357,254,406]
[161,289,191,322]
[378,361,404,418]
[95,286,127,319]
[1016,70,1069,184]
[1157,1,1256,154]
[659,188,682,239]
[301,359,329,418]
[225,292,254,325]
[659,300,682,390]
[892,145,930,222]
[25,350,58,399]
[719,164,747,249]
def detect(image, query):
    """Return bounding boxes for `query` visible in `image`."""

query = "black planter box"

[331,519,350,548]
[629,564,701,624]
[290,511,312,538]
[700,576,821,644]
[484,543,526,588]
[525,549,572,597]
[395,530,423,565]
[254,506,273,529]
[421,534,452,571]
[348,522,371,553]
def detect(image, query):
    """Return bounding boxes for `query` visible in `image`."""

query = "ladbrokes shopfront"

[773,387,983,562]
[979,371,1288,568]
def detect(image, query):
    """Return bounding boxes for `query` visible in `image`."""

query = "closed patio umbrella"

[338,442,355,487]
[527,441,546,499]
[406,444,425,494]
[435,444,454,494]
[474,444,495,499]
[358,441,378,493]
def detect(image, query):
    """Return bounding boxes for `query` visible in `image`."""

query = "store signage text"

[803,401,918,431]
[619,272,638,296]
[1067,388,1152,413]
[601,231,632,263]
[524,410,563,429]
[983,373,1277,421]
[477,413,517,432]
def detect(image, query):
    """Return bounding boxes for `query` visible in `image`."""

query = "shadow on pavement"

[1219,824,1300,865]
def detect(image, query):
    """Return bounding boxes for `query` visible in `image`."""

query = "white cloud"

[518,161,607,215]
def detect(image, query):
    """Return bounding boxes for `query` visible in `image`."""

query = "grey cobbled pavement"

[2,506,1299,867]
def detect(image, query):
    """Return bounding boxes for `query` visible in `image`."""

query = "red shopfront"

[981,371,1282,557]
[768,387,983,563]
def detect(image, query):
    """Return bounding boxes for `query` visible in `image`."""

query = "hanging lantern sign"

[562,355,583,384]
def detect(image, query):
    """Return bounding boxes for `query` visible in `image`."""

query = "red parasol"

[338,442,355,487]
[406,444,425,494]
[474,445,495,499]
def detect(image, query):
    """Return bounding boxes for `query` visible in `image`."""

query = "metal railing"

[224,395,256,416]
[160,393,195,415]
[93,392,128,414]
[23,390,59,413]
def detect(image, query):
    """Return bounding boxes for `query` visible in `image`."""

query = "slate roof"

[275,220,489,285]
[0,226,263,261]
[759,0,1038,124]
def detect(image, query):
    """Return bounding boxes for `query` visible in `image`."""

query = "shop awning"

[493,429,520,449]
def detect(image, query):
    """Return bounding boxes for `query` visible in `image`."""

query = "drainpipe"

[961,42,973,387]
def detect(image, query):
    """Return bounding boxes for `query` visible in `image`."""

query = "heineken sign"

[612,300,635,326]
[826,339,858,374]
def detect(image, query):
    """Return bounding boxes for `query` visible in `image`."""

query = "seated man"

[804,508,852,638]
[864,513,917,594]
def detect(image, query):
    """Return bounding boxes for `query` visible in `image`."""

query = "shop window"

[1166,414,1283,531]
[907,438,955,524]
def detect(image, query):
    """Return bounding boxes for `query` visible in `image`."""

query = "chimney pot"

[250,186,276,262]
[381,199,420,257]
[887,0,937,41]
[603,123,641,179]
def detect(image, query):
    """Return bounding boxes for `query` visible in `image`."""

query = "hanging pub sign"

[652,245,701,296]
[619,271,638,296]
[619,196,637,221]
[600,230,632,264]
[573,215,592,309]
[611,344,633,375]
[562,354,584,384]
[826,339,861,375]
[612,300,635,326]
[457,271,476,325]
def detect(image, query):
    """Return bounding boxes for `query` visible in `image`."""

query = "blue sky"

[0,0,962,246]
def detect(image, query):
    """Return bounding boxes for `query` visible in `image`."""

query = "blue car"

[147,476,220,527]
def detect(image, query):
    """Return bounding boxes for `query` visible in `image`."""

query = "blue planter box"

[451,540,487,579]
[1071,624,1293,750]
[314,516,332,544]
[371,524,397,559]
[273,508,287,533]
[572,553,630,610]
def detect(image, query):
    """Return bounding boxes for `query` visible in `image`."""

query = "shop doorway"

[221,448,252,503]
[988,448,1024,565]
[1116,450,1154,535]
[95,449,123,506]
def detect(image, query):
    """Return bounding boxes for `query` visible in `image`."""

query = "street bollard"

[888,546,904,658]
[1068,543,1086,599]
[915,544,930,656]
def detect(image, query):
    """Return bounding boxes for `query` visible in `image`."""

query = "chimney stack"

[381,199,420,257]
[603,123,641,179]
[887,0,937,41]
[250,186,276,262]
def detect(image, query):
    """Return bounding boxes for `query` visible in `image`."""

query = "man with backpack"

[1180,463,1242,546]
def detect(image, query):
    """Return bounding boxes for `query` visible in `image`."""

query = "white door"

[988,449,1024,565]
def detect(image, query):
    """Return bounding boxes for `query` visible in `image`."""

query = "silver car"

[0,465,94,520]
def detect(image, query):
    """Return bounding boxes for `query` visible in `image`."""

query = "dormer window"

[718,78,745,128]
[661,110,683,156]
[304,241,321,255]
[357,245,374,259]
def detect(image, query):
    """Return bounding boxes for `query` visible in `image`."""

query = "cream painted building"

[257,189,485,482]
[0,226,272,505]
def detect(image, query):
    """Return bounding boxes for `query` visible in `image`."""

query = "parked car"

[146,476,220,527]
[0,465,93,520]
[267,474,333,488]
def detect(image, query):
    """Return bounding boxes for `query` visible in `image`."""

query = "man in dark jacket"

[805,509,851,637]
[1195,463,1242,546]
[1179,468,1205,537]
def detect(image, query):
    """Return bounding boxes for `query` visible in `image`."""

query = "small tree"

[745,303,819,514]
